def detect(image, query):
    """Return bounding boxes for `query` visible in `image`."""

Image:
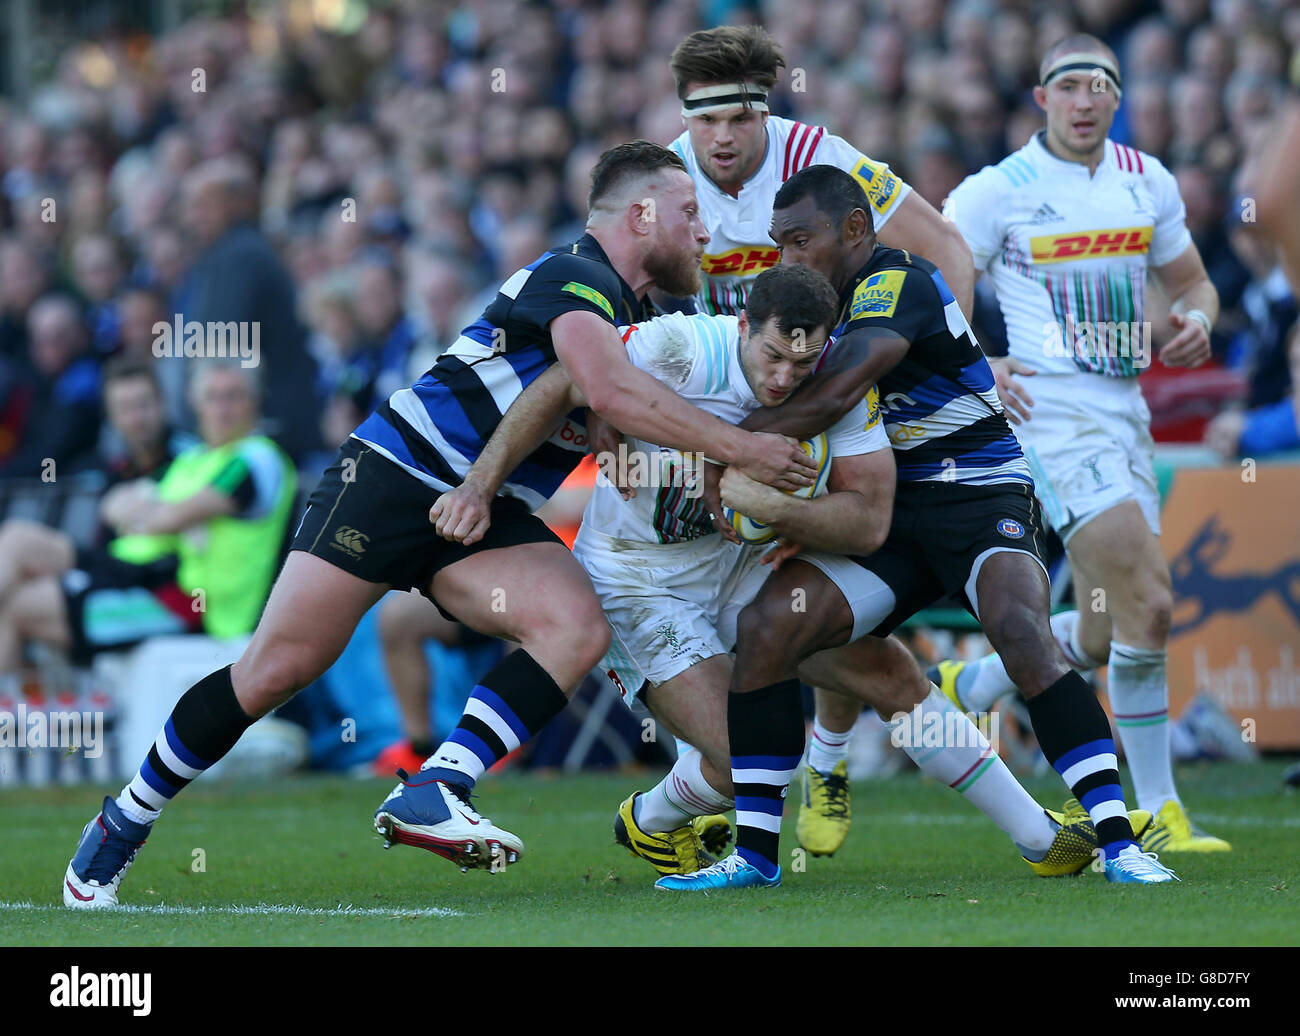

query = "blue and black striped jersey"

[352,234,651,509]
[828,246,1032,487]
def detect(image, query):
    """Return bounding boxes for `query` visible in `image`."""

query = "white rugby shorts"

[572,526,770,706]
[1009,373,1161,544]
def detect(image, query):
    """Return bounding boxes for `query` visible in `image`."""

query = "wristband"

[1185,309,1212,337]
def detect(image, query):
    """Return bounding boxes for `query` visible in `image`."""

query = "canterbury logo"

[1029,226,1152,263]
[702,247,780,275]
[334,526,369,553]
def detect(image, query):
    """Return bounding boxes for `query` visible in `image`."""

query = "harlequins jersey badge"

[997,518,1025,539]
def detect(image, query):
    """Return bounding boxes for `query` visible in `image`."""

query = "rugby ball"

[722,433,832,545]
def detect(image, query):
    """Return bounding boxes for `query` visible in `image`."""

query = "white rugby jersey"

[584,311,888,544]
[668,116,911,316]
[944,131,1191,378]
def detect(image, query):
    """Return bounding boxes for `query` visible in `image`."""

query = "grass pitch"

[3,760,1296,946]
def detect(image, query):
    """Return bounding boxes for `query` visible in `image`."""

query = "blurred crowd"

[0,0,1297,486]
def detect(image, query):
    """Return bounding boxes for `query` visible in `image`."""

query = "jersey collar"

[1028,129,1114,177]
[573,233,651,322]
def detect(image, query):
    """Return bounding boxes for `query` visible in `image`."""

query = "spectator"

[1205,324,1300,458]
[0,358,297,670]
[181,157,321,460]
[354,256,416,404]
[0,357,193,607]
[0,294,100,479]
[0,238,49,361]
[70,233,124,356]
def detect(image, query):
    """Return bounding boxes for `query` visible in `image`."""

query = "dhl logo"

[702,247,780,275]
[1030,226,1152,263]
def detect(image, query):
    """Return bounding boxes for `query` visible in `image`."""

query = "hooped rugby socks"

[807,716,851,774]
[117,665,256,825]
[886,689,1056,856]
[637,747,734,832]
[1026,671,1135,859]
[420,649,568,790]
[1108,643,1179,816]
[730,679,804,879]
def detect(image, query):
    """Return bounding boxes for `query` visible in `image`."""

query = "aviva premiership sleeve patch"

[561,281,614,320]
[849,270,907,320]
[851,157,901,215]
[863,385,882,429]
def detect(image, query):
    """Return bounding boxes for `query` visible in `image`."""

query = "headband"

[1042,51,1122,99]
[681,82,770,118]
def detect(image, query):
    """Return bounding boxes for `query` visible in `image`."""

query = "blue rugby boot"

[63,796,151,909]
[1104,844,1180,884]
[654,851,781,892]
[374,769,523,871]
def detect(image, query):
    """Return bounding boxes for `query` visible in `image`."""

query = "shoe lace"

[701,853,748,878]
[444,781,485,819]
[820,773,850,820]
[1061,797,1089,822]
[1118,845,1177,879]
[85,823,144,885]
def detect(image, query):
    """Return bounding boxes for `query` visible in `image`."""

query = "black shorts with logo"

[291,439,564,617]
[833,478,1049,638]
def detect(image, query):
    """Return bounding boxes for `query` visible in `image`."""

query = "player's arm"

[817,136,975,319]
[430,362,582,544]
[737,325,909,438]
[941,173,1037,419]
[1255,96,1300,292]
[117,445,285,535]
[877,193,975,319]
[134,488,238,534]
[1152,244,1218,369]
[741,265,939,438]
[114,486,237,535]
[552,310,814,488]
[719,446,895,556]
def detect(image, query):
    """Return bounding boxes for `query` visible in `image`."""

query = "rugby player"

[655,23,977,855]
[657,165,1177,890]
[932,34,1229,853]
[434,264,1145,883]
[61,141,819,908]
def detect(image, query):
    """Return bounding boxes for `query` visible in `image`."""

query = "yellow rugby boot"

[1142,800,1231,852]
[796,761,851,857]
[927,660,969,711]
[691,813,734,857]
[1024,798,1154,876]
[613,793,715,876]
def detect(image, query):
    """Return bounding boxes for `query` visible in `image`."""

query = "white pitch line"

[0,901,461,918]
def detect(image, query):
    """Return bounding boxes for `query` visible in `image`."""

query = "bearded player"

[61,142,818,907]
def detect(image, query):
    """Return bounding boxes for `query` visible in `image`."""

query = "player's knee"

[734,597,789,657]
[1130,584,1173,644]
[880,658,929,714]
[378,598,415,646]
[235,643,323,714]
[517,594,609,671]
[988,612,1062,692]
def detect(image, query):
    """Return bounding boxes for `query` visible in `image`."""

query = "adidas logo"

[1027,203,1065,225]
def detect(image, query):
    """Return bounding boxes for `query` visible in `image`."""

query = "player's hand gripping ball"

[721,433,831,545]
